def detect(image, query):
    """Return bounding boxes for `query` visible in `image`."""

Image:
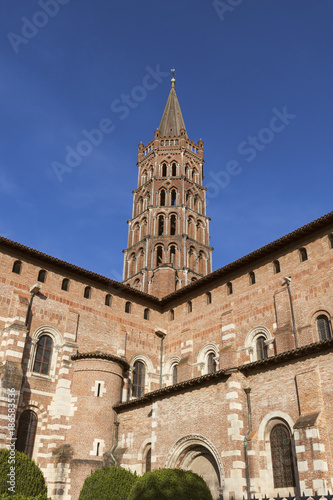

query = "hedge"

[0,449,47,498]
[79,466,137,500]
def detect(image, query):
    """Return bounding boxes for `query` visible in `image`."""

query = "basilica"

[1,75,333,500]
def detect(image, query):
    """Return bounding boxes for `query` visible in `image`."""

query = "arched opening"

[37,270,47,283]
[299,247,308,262]
[132,360,145,398]
[273,260,281,274]
[317,314,332,340]
[61,278,70,291]
[156,245,163,266]
[171,189,177,206]
[172,163,177,176]
[12,260,22,274]
[33,335,53,375]
[249,271,255,285]
[144,308,150,320]
[162,164,167,177]
[227,282,233,295]
[129,253,136,276]
[125,301,132,314]
[207,352,216,374]
[170,245,176,266]
[256,336,268,360]
[16,410,38,458]
[137,248,145,270]
[172,364,178,385]
[84,286,91,299]
[206,292,212,305]
[198,251,205,274]
[170,214,176,235]
[105,294,112,307]
[270,424,296,488]
[170,309,174,321]
[160,189,166,206]
[158,215,164,235]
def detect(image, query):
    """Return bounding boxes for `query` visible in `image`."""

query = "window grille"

[317,315,332,340]
[270,424,295,488]
[16,410,37,458]
[132,361,145,398]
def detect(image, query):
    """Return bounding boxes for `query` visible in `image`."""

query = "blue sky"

[1,1,332,281]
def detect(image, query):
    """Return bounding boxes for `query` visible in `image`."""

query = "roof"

[158,80,187,137]
[1,210,333,306]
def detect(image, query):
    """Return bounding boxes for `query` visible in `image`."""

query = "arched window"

[170,309,174,321]
[317,315,332,340]
[158,215,164,235]
[133,278,141,289]
[172,163,177,176]
[207,352,216,374]
[162,164,167,177]
[125,301,131,314]
[172,364,178,385]
[170,214,176,235]
[145,447,152,473]
[33,335,53,375]
[170,245,176,265]
[273,260,280,274]
[256,336,268,360]
[84,286,91,299]
[156,246,163,266]
[171,190,177,206]
[270,424,295,488]
[12,260,22,274]
[132,361,145,398]
[16,410,37,458]
[37,270,47,283]
[160,189,166,206]
[105,294,112,307]
[227,282,233,295]
[144,308,150,320]
[329,234,333,249]
[299,247,308,262]
[206,292,212,305]
[187,301,192,313]
[61,278,70,291]
[249,271,255,285]
[185,164,188,177]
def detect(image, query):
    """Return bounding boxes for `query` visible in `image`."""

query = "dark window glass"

[160,190,166,206]
[158,215,164,236]
[270,424,295,488]
[12,260,22,274]
[84,286,91,299]
[144,308,149,320]
[16,410,37,458]
[171,190,177,206]
[317,315,332,340]
[37,270,47,283]
[33,335,53,375]
[61,278,70,291]
[132,361,145,398]
[145,447,151,472]
[170,215,176,235]
[172,163,177,176]
[172,365,178,385]
[299,247,308,262]
[273,260,281,274]
[207,353,216,374]
[170,245,176,265]
[105,294,112,306]
[125,301,131,314]
[256,336,268,360]
[162,164,167,177]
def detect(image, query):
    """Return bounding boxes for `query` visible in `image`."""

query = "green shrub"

[0,449,47,497]
[127,468,212,500]
[78,466,137,500]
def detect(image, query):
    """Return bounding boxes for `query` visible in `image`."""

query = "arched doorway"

[165,435,224,500]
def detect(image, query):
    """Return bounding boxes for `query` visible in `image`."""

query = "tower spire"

[158,69,187,138]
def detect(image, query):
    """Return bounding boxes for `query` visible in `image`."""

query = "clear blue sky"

[1,1,332,281]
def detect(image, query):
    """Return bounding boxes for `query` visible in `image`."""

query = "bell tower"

[122,71,213,298]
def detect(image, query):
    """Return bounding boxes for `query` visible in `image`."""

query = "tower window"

[207,352,216,374]
[317,314,332,340]
[227,282,233,295]
[158,215,164,236]
[160,190,166,206]
[256,336,268,360]
[33,335,53,375]
[270,424,295,488]
[172,163,177,176]
[171,189,177,206]
[37,270,47,283]
[61,278,70,291]
[170,309,174,321]
[329,234,333,249]
[187,301,192,313]
[170,245,176,265]
[162,164,167,177]
[12,260,22,274]
[170,214,176,235]
[84,286,91,299]
[156,246,163,266]
[273,260,280,274]
[125,301,132,314]
[132,360,145,398]
[206,292,212,305]
[105,294,112,307]
[299,247,308,262]
[249,271,255,285]
[16,410,37,458]
[144,308,150,320]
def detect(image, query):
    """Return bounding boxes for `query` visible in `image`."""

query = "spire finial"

[171,68,176,87]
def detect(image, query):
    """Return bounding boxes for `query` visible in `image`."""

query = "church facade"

[1,76,333,500]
